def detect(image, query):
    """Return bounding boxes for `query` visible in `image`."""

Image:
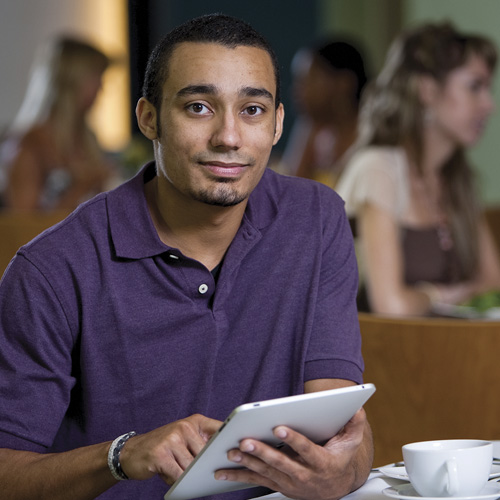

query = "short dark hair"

[314,39,368,103]
[142,13,281,112]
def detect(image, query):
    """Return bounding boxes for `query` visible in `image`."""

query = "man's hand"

[120,414,222,485]
[214,409,372,500]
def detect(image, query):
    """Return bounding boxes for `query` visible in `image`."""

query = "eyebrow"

[176,84,274,102]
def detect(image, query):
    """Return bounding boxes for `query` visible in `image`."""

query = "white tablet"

[164,383,376,500]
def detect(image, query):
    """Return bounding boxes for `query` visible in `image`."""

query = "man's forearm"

[0,443,117,500]
[350,421,374,493]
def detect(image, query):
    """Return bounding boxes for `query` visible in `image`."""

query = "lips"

[200,161,248,178]
[469,118,488,138]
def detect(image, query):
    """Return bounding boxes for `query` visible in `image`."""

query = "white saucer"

[379,466,410,480]
[382,482,500,500]
[379,464,500,481]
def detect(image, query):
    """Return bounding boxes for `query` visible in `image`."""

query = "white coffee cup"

[402,439,492,497]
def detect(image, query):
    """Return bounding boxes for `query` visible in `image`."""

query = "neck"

[420,125,456,175]
[145,176,247,270]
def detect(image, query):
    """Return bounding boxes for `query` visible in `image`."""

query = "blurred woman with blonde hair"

[337,22,500,315]
[0,35,118,210]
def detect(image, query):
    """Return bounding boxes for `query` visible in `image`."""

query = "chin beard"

[193,179,247,207]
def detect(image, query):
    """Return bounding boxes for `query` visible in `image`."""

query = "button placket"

[166,251,215,300]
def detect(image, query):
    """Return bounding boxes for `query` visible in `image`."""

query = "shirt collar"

[107,162,168,259]
[107,162,279,260]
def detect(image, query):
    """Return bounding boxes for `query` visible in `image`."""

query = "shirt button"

[198,284,209,294]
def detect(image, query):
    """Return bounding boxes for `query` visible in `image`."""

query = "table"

[251,443,500,500]
[251,472,402,500]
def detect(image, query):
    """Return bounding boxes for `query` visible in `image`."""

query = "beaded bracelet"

[107,431,137,481]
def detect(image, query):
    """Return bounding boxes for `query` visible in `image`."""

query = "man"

[0,14,372,500]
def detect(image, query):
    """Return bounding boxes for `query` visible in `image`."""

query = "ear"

[417,75,439,106]
[273,103,285,146]
[136,97,159,140]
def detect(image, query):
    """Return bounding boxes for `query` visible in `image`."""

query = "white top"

[336,146,411,222]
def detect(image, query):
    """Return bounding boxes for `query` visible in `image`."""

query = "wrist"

[107,431,137,481]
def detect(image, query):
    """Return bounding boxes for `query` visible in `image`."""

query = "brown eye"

[244,106,264,116]
[187,103,210,114]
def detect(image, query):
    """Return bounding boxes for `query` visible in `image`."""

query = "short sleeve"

[336,147,409,219]
[0,254,75,450]
[304,187,364,385]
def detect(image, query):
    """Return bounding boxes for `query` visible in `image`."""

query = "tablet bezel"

[164,383,376,500]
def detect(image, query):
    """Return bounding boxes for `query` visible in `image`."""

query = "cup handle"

[446,458,459,496]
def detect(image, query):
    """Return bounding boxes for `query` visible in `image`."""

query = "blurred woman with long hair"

[337,22,500,315]
[1,36,118,210]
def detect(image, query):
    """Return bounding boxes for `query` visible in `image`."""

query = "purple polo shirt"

[0,163,362,499]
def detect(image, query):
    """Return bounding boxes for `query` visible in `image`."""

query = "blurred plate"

[431,302,500,320]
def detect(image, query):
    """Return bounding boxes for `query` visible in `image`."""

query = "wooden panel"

[0,210,69,276]
[359,312,500,466]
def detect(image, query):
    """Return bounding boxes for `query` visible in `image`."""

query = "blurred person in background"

[281,39,368,188]
[0,36,119,210]
[337,22,500,316]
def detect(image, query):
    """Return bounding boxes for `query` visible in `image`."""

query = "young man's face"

[151,41,284,207]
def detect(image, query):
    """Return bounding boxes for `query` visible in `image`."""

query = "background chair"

[359,312,500,466]
[0,210,68,276]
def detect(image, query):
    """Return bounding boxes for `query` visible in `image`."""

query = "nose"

[210,111,242,150]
